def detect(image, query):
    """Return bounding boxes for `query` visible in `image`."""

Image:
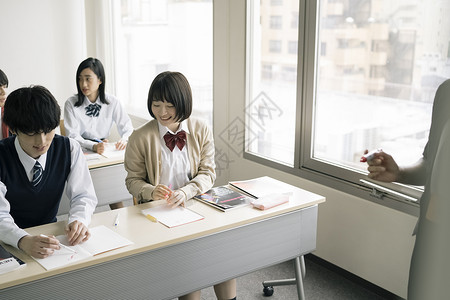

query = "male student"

[0,85,97,258]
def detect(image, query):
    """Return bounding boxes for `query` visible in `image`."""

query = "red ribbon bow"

[163,131,187,152]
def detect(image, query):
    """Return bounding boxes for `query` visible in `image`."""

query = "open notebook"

[33,225,133,270]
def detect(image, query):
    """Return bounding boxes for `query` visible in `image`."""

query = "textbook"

[33,225,133,271]
[0,244,26,275]
[194,186,254,211]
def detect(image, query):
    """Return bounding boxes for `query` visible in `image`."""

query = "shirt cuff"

[8,229,29,249]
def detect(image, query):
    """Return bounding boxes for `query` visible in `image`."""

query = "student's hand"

[115,140,127,150]
[65,221,90,246]
[365,150,400,183]
[18,235,60,258]
[167,190,186,208]
[93,142,105,154]
[152,184,172,201]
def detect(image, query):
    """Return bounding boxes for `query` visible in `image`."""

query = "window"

[271,0,283,5]
[270,16,283,29]
[246,0,299,166]
[288,41,297,55]
[246,0,450,213]
[110,0,213,125]
[269,40,282,53]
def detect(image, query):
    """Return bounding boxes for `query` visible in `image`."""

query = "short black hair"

[147,71,192,122]
[0,69,8,87]
[75,57,108,106]
[3,85,61,134]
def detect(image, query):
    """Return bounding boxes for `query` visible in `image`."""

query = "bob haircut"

[0,69,8,87]
[147,71,192,123]
[75,57,108,106]
[3,85,60,134]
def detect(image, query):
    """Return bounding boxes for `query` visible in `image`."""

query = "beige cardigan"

[124,117,216,203]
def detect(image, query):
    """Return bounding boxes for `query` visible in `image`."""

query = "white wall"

[0,0,86,111]
[214,1,416,298]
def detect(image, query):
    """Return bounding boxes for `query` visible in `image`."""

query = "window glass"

[313,0,450,172]
[111,0,213,125]
[246,0,299,165]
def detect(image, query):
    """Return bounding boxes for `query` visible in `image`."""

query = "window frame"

[244,0,421,216]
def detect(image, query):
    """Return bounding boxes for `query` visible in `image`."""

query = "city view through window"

[247,0,450,173]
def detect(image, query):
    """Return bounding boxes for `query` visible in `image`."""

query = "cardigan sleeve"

[124,122,159,202]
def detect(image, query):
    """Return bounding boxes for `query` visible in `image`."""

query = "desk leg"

[301,255,306,278]
[294,256,305,300]
[262,255,306,299]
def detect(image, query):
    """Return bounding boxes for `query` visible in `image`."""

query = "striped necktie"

[31,161,43,186]
[85,103,101,117]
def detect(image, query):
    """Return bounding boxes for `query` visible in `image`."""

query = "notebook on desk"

[194,186,254,212]
[0,244,26,275]
[33,225,133,271]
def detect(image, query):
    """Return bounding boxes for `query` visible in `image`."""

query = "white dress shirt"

[0,137,98,248]
[64,93,134,150]
[158,121,191,190]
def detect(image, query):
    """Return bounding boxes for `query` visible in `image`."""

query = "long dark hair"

[75,57,109,106]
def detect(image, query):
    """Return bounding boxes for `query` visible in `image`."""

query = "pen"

[114,213,120,227]
[165,184,173,199]
[94,138,103,143]
[40,234,77,254]
[360,149,382,163]
[145,214,157,223]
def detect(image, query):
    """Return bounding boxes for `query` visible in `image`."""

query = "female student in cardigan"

[124,71,237,300]
[0,85,97,258]
[64,57,133,209]
[0,69,10,139]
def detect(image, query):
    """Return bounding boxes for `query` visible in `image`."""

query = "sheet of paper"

[229,176,286,199]
[32,238,92,271]
[84,151,103,161]
[81,225,133,255]
[102,143,125,159]
[33,225,133,270]
[142,205,204,228]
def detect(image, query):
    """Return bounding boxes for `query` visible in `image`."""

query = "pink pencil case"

[251,193,291,210]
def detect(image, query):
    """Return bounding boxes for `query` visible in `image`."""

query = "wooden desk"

[57,151,130,215]
[1,177,325,300]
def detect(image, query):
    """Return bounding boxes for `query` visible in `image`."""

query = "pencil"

[40,234,77,254]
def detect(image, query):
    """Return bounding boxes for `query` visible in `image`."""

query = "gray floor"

[198,258,398,300]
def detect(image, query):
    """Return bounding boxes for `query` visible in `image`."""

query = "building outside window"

[246,0,450,211]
